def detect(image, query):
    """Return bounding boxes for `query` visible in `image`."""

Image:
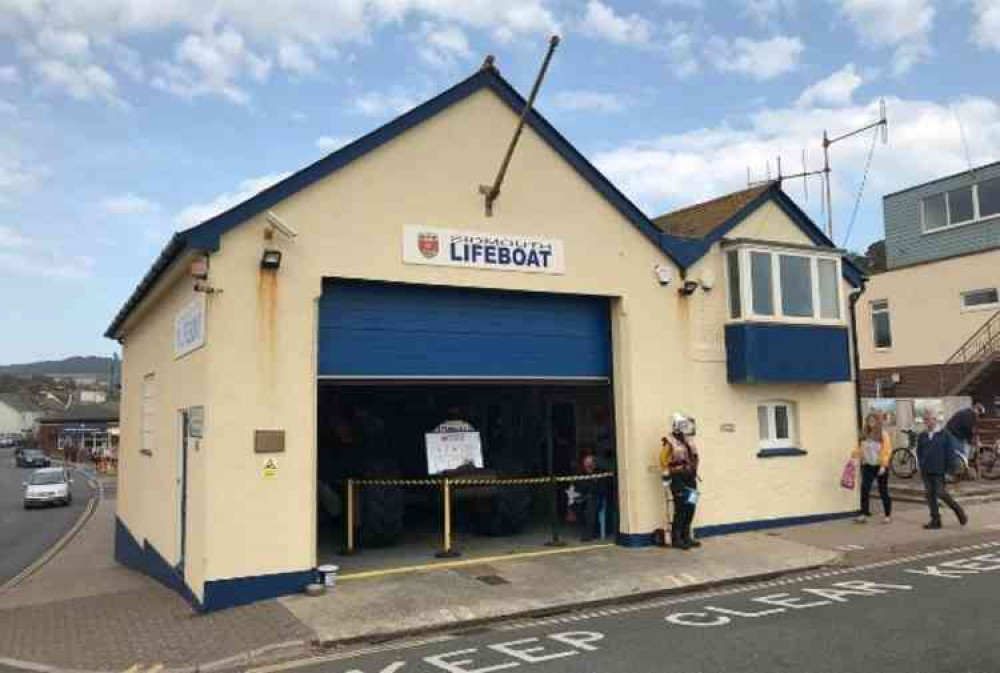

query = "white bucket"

[318,564,340,588]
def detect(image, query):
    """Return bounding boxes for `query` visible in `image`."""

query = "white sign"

[426,431,484,474]
[403,226,565,275]
[174,295,206,359]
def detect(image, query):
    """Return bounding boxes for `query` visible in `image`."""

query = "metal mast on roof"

[479,36,560,217]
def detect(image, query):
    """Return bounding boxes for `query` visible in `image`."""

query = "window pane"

[963,288,1000,308]
[923,193,946,230]
[774,405,790,440]
[948,186,975,224]
[727,250,742,319]
[750,252,774,316]
[979,177,1000,218]
[818,258,840,319]
[871,299,888,312]
[779,255,814,317]
[757,406,770,440]
[873,312,892,349]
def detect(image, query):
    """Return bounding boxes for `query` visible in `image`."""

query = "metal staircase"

[940,309,1000,397]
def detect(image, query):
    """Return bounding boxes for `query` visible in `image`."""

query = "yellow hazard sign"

[263,457,278,478]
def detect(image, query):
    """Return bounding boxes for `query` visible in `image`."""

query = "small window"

[727,250,742,319]
[141,373,155,455]
[750,251,774,316]
[979,177,1000,218]
[961,288,1000,311]
[871,300,892,349]
[757,402,796,449]
[922,193,947,230]
[817,258,841,319]
[778,254,814,318]
[948,186,975,224]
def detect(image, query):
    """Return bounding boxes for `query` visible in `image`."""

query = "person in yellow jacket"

[851,411,893,524]
[659,413,700,549]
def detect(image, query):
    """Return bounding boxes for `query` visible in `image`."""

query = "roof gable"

[106,66,685,339]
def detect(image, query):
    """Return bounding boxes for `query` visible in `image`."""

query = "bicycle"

[890,429,919,479]
[978,440,1000,480]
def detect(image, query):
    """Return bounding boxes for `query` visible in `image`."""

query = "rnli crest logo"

[418,233,439,259]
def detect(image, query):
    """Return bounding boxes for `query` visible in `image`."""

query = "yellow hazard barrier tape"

[352,472,614,487]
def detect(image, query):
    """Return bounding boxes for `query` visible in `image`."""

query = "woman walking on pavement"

[660,413,701,550]
[852,412,893,524]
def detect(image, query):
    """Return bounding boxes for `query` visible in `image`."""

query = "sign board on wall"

[403,226,565,275]
[426,431,484,474]
[174,295,206,359]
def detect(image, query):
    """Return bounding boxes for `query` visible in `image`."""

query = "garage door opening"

[316,382,618,572]
[315,280,617,573]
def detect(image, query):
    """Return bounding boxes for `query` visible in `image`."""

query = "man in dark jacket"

[917,410,968,529]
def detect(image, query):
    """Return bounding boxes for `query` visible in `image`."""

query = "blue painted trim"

[695,511,856,538]
[725,323,852,383]
[105,68,682,339]
[756,448,809,458]
[616,532,657,547]
[114,517,202,611]
[203,570,316,612]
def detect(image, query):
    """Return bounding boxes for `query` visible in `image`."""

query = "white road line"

[835,544,865,551]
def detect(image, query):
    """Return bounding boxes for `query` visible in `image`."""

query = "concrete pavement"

[250,535,1000,673]
[0,447,95,587]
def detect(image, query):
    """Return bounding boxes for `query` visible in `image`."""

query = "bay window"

[725,244,844,323]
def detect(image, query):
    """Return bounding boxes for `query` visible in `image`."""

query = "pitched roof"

[0,393,43,413]
[39,402,119,424]
[653,184,773,239]
[105,65,688,340]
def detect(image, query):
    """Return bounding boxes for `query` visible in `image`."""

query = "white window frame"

[757,401,797,450]
[724,244,845,325]
[141,373,155,455]
[922,180,1000,234]
[870,299,892,351]
[960,287,1000,313]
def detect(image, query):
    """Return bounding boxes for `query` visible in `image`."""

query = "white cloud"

[663,24,699,77]
[972,0,1000,51]
[552,90,626,114]
[352,89,418,118]
[35,59,126,107]
[109,41,145,81]
[315,135,349,152]
[175,172,292,230]
[0,156,45,194]
[0,225,31,249]
[744,0,796,23]
[594,94,1000,245]
[0,250,96,280]
[36,26,91,60]
[0,101,15,115]
[278,38,317,76]
[100,193,159,215]
[152,25,272,105]
[707,35,804,80]
[415,23,472,69]
[579,0,653,46]
[797,63,864,107]
[834,0,935,75]
[0,65,20,84]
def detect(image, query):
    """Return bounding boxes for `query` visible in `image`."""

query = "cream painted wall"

[118,265,209,598]
[857,248,1000,369]
[119,86,860,592]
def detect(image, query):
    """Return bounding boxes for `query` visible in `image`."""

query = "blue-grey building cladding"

[883,161,1000,270]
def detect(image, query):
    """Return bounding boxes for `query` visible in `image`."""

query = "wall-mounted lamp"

[261,249,282,270]
[699,269,716,291]
[653,264,673,287]
[678,280,700,296]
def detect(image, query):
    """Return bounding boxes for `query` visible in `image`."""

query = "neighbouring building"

[857,161,1000,438]
[0,392,44,437]
[106,64,863,612]
[37,402,120,460]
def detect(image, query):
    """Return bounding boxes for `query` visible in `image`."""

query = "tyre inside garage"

[316,280,618,570]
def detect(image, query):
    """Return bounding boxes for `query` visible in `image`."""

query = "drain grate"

[476,574,510,586]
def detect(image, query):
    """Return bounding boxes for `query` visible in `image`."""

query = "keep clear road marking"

[664,550,1000,628]
[835,544,865,551]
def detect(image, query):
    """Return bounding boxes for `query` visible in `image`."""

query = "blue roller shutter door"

[319,280,611,380]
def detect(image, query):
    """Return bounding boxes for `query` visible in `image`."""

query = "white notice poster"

[426,431,484,475]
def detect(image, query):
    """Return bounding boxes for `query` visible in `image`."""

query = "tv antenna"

[479,35,560,217]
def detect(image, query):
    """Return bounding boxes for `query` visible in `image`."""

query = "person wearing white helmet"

[659,413,701,550]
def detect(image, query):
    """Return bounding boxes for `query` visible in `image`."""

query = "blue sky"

[1,0,999,364]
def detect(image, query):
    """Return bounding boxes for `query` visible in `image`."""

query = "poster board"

[426,420,483,474]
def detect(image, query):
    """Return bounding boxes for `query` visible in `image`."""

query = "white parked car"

[23,467,73,509]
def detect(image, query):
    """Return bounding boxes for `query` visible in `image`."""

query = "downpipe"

[848,279,869,432]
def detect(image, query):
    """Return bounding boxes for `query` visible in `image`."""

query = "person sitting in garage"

[572,452,608,542]
[659,413,701,550]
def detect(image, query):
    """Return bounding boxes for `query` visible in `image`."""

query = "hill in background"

[0,356,116,379]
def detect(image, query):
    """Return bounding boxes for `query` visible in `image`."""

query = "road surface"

[258,535,1000,673]
[0,447,95,586]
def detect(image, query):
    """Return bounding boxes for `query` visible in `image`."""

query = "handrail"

[940,309,1000,395]
[945,308,1000,365]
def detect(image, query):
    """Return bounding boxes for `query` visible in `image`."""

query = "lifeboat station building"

[106,64,864,612]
